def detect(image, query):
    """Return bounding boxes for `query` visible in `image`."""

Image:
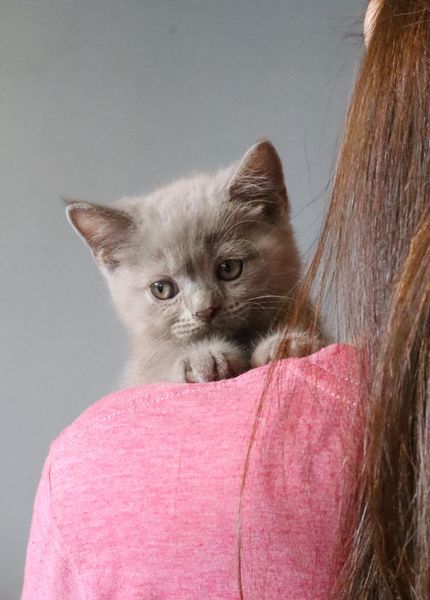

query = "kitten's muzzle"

[194,306,219,322]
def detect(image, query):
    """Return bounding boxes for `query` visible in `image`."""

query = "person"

[22,0,430,598]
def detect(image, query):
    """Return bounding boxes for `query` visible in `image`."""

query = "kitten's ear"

[227,139,288,221]
[65,199,136,269]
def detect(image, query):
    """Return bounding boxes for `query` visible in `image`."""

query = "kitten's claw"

[179,338,248,383]
[251,329,325,368]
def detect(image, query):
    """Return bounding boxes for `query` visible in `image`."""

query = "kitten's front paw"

[251,329,325,368]
[179,338,248,383]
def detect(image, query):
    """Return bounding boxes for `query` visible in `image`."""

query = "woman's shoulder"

[51,342,361,453]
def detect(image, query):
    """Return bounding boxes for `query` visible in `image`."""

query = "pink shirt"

[22,344,362,599]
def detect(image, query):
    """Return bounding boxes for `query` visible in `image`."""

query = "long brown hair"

[288,1,430,597]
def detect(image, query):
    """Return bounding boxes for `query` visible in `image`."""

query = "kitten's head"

[66,140,301,344]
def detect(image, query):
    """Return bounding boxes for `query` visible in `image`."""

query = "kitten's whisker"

[245,294,287,300]
[242,298,286,305]
[244,303,266,311]
[241,300,287,312]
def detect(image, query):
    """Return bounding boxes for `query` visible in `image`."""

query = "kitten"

[66,140,323,385]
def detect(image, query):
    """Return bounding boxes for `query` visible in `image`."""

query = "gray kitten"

[66,140,322,385]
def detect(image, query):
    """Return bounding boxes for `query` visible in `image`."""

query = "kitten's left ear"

[65,199,136,269]
[227,139,289,222]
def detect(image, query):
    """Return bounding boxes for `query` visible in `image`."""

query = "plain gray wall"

[1,0,363,597]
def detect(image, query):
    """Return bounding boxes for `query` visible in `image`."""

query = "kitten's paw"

[251,329,325,368]
[180,338,248,383]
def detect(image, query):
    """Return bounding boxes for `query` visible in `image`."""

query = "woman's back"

[22,344,361,600]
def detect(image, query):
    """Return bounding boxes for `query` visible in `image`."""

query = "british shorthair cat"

[66,140,324,385]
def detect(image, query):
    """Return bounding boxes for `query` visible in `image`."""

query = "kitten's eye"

[216,259,244,281]
[150,280,178,300]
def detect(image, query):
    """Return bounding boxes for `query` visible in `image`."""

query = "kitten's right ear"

[65,199,136,269]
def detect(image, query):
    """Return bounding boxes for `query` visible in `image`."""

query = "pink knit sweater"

[22,344,362,600]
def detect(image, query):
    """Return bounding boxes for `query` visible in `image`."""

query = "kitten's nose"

[195,306,218,322]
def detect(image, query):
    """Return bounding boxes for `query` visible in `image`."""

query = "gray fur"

[66,140,304,385]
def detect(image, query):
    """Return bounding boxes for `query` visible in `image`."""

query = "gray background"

[1,0,363,597]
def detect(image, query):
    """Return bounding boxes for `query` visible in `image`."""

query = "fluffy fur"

[67,140,318,385]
